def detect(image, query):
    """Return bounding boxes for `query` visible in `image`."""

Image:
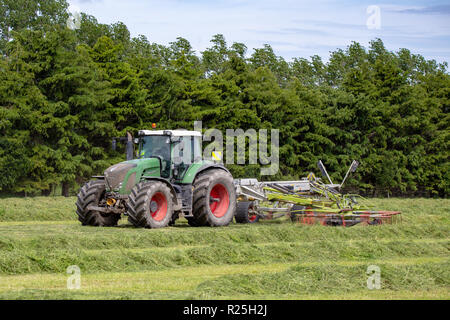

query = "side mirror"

[126,132,134,161]
[126,140,134,161]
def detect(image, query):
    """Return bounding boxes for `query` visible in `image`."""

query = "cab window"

[139,136,171,162]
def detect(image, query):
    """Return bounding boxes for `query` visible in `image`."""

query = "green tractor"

[75,129,236,228]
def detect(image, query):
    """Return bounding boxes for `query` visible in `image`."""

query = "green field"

[0,197,448,300]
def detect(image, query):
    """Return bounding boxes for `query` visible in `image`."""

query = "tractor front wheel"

[190,169,236,227]
[76,180,121,226]
[127,181,173,228]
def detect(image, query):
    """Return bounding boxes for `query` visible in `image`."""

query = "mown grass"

[0,197,75,221]
[0,197,448,299]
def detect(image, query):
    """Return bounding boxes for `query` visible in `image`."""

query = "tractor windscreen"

[138,135,171,163]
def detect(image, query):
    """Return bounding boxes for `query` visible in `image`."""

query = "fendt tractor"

[76,128,401,229]
[76,129,236,228]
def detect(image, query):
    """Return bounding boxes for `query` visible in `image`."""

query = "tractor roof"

[138,130,202,137]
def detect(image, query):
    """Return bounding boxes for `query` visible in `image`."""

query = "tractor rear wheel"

[76,180,121,226]
[235,201,259,223]
[190,169,236,227]
[127,181,173,228]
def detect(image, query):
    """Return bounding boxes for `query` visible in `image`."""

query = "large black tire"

[127,181,173,228]
[190,169,236,227]
[186,216,200,227]
[235,201,259,223]
[76,180,121,226]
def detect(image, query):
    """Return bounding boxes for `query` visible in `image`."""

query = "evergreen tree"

[0,4,448,196]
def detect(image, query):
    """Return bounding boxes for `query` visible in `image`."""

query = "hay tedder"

[234,160,401,227]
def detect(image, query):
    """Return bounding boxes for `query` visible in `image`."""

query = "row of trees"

[0,0,448,196]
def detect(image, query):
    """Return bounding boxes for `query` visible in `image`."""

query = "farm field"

[0,197,448,300]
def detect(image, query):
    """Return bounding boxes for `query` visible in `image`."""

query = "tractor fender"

[194,164,231,179]
[179,163,232,184]
[141,176,180,208]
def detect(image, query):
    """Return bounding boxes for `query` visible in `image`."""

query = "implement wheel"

[290,205,306,222]
[189,169,236,227]
[127,181,173,228]
[76,180,121,227]
[235,201,259,223]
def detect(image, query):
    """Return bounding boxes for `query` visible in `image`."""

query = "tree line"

[0,0,448,197]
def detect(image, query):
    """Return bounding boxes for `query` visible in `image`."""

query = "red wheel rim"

[249,207,257,222]
[209,183,230,218]
[149,192,168,221]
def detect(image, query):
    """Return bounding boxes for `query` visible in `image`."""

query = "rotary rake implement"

[234,160,402,227]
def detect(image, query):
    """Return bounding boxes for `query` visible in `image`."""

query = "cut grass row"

[0,236,448,274]
[0,257,447,300]
[0,197,448,222]
[0,220,448,251]
[1,288,447,300]
[196,260,449,298]
[2,287,446,300]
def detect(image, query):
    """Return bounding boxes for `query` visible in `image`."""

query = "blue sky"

[68,0,450,64]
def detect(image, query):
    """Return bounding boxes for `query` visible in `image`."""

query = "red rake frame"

[293,210,402,227]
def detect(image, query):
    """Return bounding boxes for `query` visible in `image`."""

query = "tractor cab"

[136,130,203,180]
